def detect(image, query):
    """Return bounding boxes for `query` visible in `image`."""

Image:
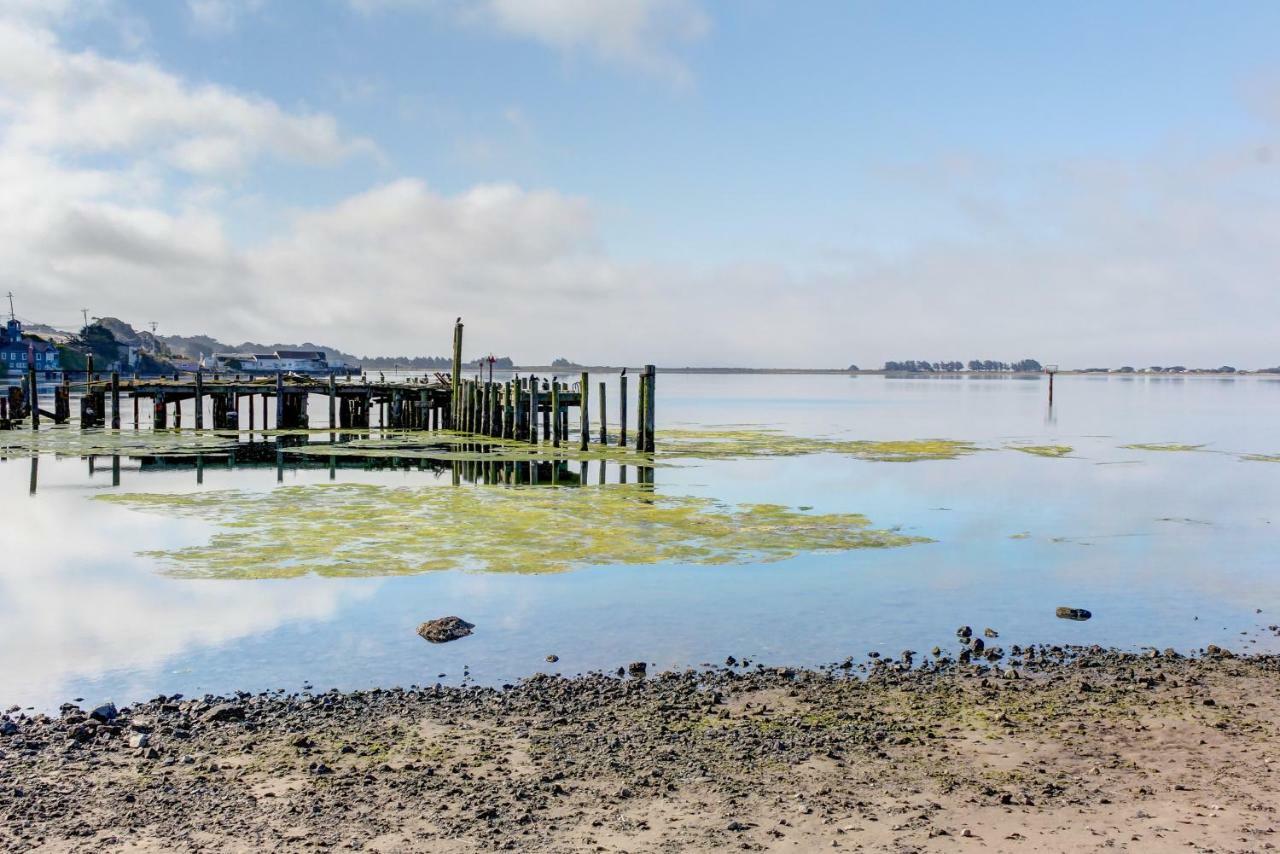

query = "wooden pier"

[3,321,658,452]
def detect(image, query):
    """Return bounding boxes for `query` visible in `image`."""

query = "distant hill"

[156,329,509,370]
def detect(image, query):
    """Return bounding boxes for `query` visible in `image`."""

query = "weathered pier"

[10,321,658,452]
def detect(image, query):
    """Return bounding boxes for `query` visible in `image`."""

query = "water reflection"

[3,374,1280,712]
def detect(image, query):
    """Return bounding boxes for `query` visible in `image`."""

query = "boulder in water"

[417,616,475,643]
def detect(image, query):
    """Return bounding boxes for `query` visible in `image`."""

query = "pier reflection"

[54,433,655,491]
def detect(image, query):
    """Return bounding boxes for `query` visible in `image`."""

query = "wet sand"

[2,644,1279,852]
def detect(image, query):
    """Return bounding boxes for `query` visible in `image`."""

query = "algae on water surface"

[1120,442,1206,452]
[1006,445,1073,458]
[96,483,929,578]
[656,429,979,462]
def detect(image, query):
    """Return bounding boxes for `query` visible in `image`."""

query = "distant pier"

[2,321,658,453]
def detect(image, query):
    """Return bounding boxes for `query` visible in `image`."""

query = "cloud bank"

[2,5,1280,367]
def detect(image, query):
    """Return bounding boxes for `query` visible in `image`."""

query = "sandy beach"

[4,643,1278,852]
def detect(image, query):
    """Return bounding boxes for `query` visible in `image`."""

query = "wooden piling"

[133,392,139,429]
[619,372,628,447]
[28,360,37,430]
[643,365,656,452]
[194,370,204,429]
[110,372,120,429]
[579,371,590,451]
[551,381,561,447]
[274,372,284,431]
[635,372,646,451]
[450,321,463,428]
[528,376,539,443]
[598,380,607,445]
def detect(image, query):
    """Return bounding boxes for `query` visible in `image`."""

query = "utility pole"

[5,291,14,321]
[149,321,158,334]
[80,308,89,331]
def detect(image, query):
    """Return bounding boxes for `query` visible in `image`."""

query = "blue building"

[0,317,63,380]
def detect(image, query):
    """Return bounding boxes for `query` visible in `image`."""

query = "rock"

[983,627,999,638]
[201,703,245,723]
[0,720,17,736]
[969,637,985,654]
[128,733,150,749]
[956,626,972,639]
[417,616,475,644]
[724,656,737,667]
[90,702,118,723]
[627,661,648,678]
[545,655,559,663]
[1055,607,1092,621]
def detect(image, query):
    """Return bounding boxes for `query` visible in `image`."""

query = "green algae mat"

[97,483,928,578]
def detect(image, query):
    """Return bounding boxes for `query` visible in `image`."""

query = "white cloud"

[350,0,710,86]
[0,17,375,174]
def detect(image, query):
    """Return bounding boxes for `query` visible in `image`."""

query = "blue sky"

[3,1,1280,365]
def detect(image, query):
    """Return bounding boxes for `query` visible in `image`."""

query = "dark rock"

[90,703,118,723]
[983,627,999,638]
[1055,607,1092,621]
[0,720,17,736]
[545,655,559,663]
[201,703,245,723]
[956,626,972,639]
[969,637,985,654]
[417,616,475,644]
[627,661,648,678]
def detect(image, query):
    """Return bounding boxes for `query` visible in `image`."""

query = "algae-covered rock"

[1055,607,1092,621]
[418,617,475,644]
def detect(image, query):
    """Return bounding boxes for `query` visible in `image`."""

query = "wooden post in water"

[481,381,491,436]
[551,381,561,447]
[619,371,628,447]
[154,393,167,429]
[451,320,463,428]
[324,373,334,431]
[275,372,284,431]
[248,394,255,431]
[133,391,139,429]
[27,358,38,430]
[579,371,590,451]
[635,372,647,451]
[110,372,120,429]
[643,364,656,453]
[194,370,204,429]
[598,381,607,445]
[528,376,539,443]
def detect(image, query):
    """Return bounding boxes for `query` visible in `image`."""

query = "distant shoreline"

[507,366,1265,377]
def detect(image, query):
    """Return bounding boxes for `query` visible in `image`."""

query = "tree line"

[882,359,1043,373]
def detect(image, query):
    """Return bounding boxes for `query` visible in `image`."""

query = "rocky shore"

[3,645,1279,852]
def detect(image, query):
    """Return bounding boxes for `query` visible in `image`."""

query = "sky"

[1,0,1279,367]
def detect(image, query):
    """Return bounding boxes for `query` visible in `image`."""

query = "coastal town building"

[203,350,345,374]
[0,316,62,380]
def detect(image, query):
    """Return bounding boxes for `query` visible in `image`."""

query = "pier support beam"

[599,380,607,445]
[579,371,589,451]
[643,364,656,453]
[110,372,120,429]
[194,370,204,429]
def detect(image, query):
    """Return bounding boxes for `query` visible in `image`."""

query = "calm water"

[4,373,1280,711]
